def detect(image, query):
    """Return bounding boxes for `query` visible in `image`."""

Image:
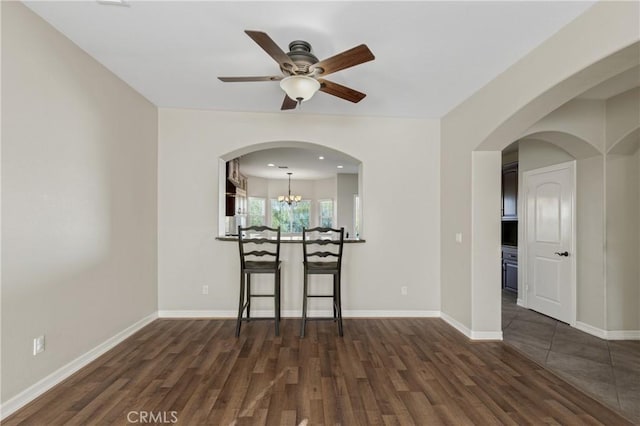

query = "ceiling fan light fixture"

[280,76,320,104]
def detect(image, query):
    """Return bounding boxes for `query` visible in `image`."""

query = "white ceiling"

[240,147,359,180]
[24,0,597,119]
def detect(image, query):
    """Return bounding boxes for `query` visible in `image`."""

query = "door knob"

[554,251,569,257]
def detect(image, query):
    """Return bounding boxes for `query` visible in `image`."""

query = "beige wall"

[158,108,440,315]
[606,151,639,330]
[525,100,606,151]
[606,88,640,150]
[246,176,269,198]
[337,173,358,236]
[518,140,574,172]
[604,88,640,333]
[471,151,501,335]
[575,156,606,329]
[1,2,158,403]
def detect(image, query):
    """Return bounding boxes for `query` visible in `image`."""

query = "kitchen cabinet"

[502,245,518,293]
[502,162,518,220]
[225,159,247,217]
[227,158,241,186]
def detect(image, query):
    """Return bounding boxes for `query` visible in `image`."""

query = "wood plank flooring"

[4,318,634,425]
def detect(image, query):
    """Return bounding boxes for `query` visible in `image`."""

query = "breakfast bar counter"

[216,236,366,243]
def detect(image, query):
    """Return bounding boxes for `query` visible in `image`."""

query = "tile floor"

[502,290,640,424]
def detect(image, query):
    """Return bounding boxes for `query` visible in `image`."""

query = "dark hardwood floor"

[4,318,634,425]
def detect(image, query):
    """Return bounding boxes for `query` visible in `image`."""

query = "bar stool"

[236,225,281,337]
[300,227,345,337]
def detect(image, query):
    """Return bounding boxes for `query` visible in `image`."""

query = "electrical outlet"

[401,286,408,296]
[455,233,463,243]
[202,285,209,295]
[33,335,45,356]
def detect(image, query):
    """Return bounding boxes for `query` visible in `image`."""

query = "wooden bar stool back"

[236,225,281,336]
[300,227,345,337]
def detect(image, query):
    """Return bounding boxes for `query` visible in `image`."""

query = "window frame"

[270,199,311,234]
[318,199,334,229]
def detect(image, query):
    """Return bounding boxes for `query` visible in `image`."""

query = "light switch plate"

[33,335,45,355]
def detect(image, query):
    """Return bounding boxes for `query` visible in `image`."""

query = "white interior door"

[524,161,575,324]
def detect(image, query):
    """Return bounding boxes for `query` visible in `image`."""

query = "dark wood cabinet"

[225,159,247,217]
[502,162,518,220]
[225,179,236,217]
[502,245,518,293]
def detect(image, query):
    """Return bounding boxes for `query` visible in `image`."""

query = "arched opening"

[499,133,600,332]
[452,38,640,346]
[609,127,640,155]
[218,141,364,239]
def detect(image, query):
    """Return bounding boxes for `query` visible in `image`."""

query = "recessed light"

[337,165,344,169]
[267,163,275,167]
[318,156,324,160]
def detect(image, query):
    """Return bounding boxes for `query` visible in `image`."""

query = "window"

[248,197,265,226]
[271,200,310,233]
[318,199,334,228]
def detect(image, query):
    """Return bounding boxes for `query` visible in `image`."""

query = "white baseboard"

[516,298,525,307]
[158,309,441,319]
[158,310,237,318]
[470,330,504,340]
[440,312,503,341]
[343,310,440,318]
[440,312,471,337]
[575,321,640,340]
[605,330,640,340]
[0,312,158,421]
[575,321,607,339]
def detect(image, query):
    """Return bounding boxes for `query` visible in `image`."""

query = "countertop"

[216,236,366,243]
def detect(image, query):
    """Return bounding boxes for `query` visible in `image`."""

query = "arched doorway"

[440,21,638,339]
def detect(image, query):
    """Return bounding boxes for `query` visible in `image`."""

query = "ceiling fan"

[218,30,375,110]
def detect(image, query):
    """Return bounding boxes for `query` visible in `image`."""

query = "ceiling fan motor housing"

[285,40,319,74]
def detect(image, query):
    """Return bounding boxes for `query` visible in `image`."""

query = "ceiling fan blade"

[281,95,298,110]
[245,30,298,72]
[218,76,283,82]
[318,79,366,103]
[310,44,374,76]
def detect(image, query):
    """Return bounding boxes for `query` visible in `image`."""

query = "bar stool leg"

[236,272,246,337]
[336,273,343,337]
[278,269,282,324]
[246,274,251,321]
[333,275,338,321]
[300,270,309,337]
[274,269,280,336]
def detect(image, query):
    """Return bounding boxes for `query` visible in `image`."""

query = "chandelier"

[278,172,302,206]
